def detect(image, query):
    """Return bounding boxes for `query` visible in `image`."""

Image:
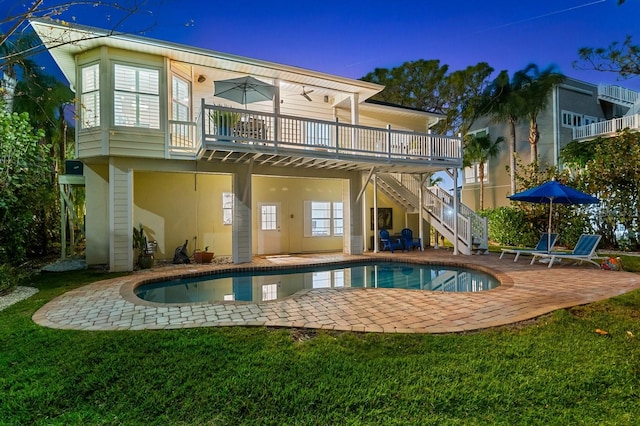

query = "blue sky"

[33,0,640,90]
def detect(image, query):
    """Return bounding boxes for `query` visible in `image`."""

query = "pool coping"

[32,250,640,333]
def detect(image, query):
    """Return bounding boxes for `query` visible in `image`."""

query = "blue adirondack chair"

[380,229,403,253]
[401,228,423,251]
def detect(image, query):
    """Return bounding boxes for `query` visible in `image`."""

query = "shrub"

[0,264,20,296]
[480,207,538,247]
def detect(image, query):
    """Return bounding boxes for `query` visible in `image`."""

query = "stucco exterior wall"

[133,172,233,260]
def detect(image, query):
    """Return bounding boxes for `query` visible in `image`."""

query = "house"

[462,77,640,210]
[31,19,487,271]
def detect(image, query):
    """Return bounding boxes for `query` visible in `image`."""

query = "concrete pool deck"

[32,250,640,333]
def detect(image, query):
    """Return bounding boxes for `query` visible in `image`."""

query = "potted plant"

[194,246,215,264]
[210,109,240,138]
[133,224,154,269]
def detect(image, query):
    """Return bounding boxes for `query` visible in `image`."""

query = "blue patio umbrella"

[508,180,599,252]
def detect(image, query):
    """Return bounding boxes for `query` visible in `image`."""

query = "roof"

[29,18,384,101]
[362,98,444,122]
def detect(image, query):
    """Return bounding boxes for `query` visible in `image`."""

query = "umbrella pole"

[548,198,553,253]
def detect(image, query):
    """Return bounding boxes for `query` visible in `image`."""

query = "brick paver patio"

[32,250,640,333]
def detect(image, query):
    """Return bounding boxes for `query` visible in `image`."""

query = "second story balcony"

[169,103,463,174]
[573,113,640,142]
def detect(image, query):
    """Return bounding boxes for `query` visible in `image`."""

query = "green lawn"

[1,269,639,425]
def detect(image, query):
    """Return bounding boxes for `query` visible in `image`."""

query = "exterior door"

[257,202,284,255]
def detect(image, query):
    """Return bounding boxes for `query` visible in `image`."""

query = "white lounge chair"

[500,233,558,262]
[530,234,602,268]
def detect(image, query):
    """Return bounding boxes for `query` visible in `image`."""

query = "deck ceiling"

[199,145,453,175]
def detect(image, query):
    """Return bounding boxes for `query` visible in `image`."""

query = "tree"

[432,62,494,136]
[361,59,449,110]
[1,1,160,73]
[561,131,640,250]
[463,133,504,210]
[0,104,50,264]
[13,63,74,171]
[11,65,75,255]
[515,64,565,163]
[475,70,527,195]
[574,1,639,78]
[361,60,494,135]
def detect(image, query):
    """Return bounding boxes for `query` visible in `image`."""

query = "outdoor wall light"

[197,75,206,83]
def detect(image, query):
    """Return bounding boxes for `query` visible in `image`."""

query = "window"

[114,64,160,128]
[172,75,190,121]
[561,110,598,128]
[584,115,598,126]
[80,64,100,128]
[333,202,343,236]
[222,192,233,225]
[464,163,488,184]
[311,201,331,236]
[464,128,489,184]
[261,205,277,231]
[304,201,343,237]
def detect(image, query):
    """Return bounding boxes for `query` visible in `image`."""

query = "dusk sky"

[30,0,640,90]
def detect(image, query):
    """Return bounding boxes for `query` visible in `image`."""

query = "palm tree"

[463,133,504,210]
[476,70,526,195]
[515,64,565,163]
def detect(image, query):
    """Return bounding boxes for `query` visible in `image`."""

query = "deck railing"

[573,114,640,140]
[598,84,639,105]
[171,102,462,165]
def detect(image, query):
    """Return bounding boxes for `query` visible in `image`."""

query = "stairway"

[376,173,488,255]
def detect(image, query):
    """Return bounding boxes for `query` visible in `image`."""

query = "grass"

[1,269,640,425]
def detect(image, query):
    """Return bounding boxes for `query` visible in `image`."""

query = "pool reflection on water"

[135,262,500,304]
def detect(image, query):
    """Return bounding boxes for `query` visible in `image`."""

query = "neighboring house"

[0,70,17,111]
[462,77,640,210]
[31,19,487,272]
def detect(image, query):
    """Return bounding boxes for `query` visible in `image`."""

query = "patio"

[32,250,640,333]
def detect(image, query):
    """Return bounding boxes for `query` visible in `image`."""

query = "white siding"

[110,161,133,271]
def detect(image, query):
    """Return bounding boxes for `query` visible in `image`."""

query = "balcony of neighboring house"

[573,113,640,141]
[168,103,462,174]
[572,84,640,142]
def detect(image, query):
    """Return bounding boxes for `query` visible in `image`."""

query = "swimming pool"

[135,261,500,304]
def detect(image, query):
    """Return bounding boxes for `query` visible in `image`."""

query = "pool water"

[135,261,500,304]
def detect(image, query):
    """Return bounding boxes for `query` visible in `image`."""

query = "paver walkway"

[32,250,640,333]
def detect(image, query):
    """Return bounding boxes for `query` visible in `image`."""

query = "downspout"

[553,85,560,169]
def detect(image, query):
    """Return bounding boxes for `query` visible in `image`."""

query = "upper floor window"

[464,163,488,184]
[561,111,598,128]
[172,76,190,121]
[464,128,489,184]
[80,64,100,128]
[114,64,160,129]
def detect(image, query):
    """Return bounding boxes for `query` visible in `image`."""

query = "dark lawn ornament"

[172,240,191,264]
